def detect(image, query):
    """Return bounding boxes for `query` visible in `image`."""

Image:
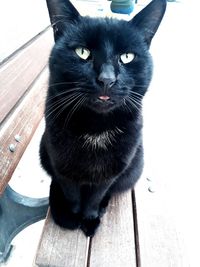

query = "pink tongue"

[99,95,110,101]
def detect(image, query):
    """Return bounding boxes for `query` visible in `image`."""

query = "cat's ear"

[46,0,80,41]
[130,0,166,46]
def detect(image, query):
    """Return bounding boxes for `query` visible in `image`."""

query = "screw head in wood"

[14,134,21,142]
[148,186,156,193]
[9,144,16,152]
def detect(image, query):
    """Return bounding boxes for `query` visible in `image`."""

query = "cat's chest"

[80,127,124,150]
[56,125,137,182]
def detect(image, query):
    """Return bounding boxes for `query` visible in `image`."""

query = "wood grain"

[8,120,51,199]
[0,0,50,63]
[0,68,48,194]
[89,191,137,267]
[0,29,53,124]
[34,210,89,267]
[35,192,136,267]
[134,176,190,267]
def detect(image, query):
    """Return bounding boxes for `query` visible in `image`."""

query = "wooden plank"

[0,28,53,124]
[0,68,48,194]
[0,0,50,63]
[132,4,195,266]
[134,3,200,267]
[35,191,136,267]
[34,211,89,267]
[89,191,137,267]
[8,120,51,199]
[134,175,190,267]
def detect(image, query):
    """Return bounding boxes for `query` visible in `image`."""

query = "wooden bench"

[35,188,137,267]
[0,1,193,266]
[0,21,54,262]
[1,117,189,267]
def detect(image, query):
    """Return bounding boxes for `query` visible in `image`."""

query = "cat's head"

[46,0,166,115]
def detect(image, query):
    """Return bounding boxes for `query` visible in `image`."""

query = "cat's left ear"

[46,0,80,41]
[130,0,167,47]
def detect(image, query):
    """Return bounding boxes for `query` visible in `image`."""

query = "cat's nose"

[98,63,116,90]
[98,77,116,89]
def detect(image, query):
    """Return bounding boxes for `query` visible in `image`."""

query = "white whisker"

[130,91,144,98]
[64,96,86,128]
[126,97,141,113]
[128,96,143,108]
[46,93,82,120]
[46,88,83,102]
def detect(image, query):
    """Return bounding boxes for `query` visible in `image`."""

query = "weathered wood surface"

[0,68,48,194]
[131,3,200,266]
[0,0,50,63]
[90,192,136,267]
[0,29,53,124]
[35,210,89,267]
[35,191,136,267]
[134,175,190,267]
[8,120,50,199]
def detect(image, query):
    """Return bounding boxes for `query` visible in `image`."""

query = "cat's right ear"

[46,0,80,41]
[130,0,166,47]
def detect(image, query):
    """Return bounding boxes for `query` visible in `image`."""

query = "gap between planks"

[35,191,137,267]
[132,190,141,267]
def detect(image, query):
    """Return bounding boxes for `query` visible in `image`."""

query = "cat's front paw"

[50,180,81,230]
[81,217,100,237]
[50,205,81,230]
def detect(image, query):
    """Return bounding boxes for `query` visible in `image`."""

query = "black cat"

[40,0,166,236]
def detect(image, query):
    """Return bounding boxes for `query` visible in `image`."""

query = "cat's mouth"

[98,95,110,101]
[96,96,114,105]
[88,95,121,113]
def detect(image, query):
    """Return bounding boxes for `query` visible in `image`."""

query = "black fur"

[40,0,166,236]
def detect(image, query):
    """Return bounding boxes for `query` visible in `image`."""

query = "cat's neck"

[61,106,140,135]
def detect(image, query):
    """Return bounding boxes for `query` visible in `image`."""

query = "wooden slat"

[0,0,50,63]
[0,68,48,194]
[34,211,89,267]
[89,191,137,267]
[0,28,53,124]
[8,121,51,198]
[35,191,136,267]
[134,175,190,267]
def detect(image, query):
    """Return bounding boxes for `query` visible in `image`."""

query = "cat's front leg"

[49,180,81,230]
[80,182,113,236]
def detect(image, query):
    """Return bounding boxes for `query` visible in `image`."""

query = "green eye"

[120,53,135,64]
[75,47,91,60]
